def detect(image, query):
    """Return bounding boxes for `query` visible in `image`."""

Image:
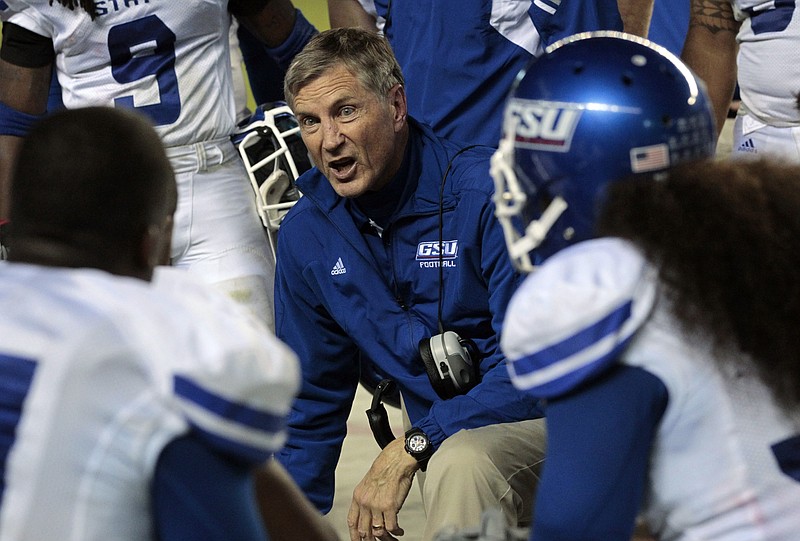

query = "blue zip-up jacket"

[274,119,543,512]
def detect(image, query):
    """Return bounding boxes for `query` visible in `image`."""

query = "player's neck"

[8,237,152,282]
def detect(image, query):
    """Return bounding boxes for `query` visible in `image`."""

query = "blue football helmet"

[233,101,313,259]
[491,31,717,272]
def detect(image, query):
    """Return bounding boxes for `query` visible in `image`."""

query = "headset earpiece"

[419,336,456,399]
[419,331,480,400]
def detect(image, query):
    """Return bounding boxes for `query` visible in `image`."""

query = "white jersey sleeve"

[151,266,300,459]
[501,237,658,397]
[6,0,239,146]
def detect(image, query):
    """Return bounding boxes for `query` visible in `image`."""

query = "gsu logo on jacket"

[417,240,458,268]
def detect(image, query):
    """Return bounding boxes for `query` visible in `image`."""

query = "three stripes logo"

[330,257,347,276]
[737,138,757,153]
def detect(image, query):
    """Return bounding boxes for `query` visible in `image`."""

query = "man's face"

[292,64,407,198]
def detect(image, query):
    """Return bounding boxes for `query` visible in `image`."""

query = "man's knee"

[425,428,501,490]
[422,420,546,504]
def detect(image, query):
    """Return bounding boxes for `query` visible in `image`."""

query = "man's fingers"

[371,511,385,533]
[359,510,379,541]
[347,500,366,541]
[383,510,402,535]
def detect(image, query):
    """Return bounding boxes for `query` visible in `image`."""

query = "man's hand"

[347,437,419,541]
[236,0,298,47]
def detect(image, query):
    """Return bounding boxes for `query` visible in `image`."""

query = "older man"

[274,28,546,541]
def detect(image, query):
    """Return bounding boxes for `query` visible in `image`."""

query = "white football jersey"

[5,0,239,147]
[733,0,800,126]
[0,263,299,541]
[502,238,800,540]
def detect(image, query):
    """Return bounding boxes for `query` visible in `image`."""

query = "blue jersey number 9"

[108,15,181,125]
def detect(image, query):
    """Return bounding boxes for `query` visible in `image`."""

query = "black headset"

[417,145,482,400]
[366,146,485,449]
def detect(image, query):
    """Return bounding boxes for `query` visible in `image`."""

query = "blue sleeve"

[237,24,286,104]
[647,0,690,55]
[531,364,668,541]
[152,434,268,541]
[263,10,317,72]
[237,9,317,104]
[273,234,360,513]
[535,0,624,47]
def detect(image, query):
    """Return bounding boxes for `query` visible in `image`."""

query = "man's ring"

[373,524,382,529]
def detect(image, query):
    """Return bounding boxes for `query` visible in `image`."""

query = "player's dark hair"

[8,106,175,274]
[597,158,800,410]
[50,0,98,19]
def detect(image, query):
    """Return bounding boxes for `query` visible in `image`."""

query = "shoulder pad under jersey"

[501,238,658,398]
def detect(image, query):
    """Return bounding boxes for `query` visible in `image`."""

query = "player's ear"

[138,218,172,275]
[157,215,174,266]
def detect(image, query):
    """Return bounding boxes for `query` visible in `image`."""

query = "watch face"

[408,433,428,453]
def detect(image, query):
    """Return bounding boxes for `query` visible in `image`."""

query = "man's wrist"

[403,428,434,471]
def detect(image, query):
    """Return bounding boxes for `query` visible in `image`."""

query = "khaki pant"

[402,405,547,541]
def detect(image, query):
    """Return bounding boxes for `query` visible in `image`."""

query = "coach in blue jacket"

[275,28,545,541]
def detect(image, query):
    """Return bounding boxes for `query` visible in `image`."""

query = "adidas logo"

[738,138,757,153]
[330,257,347,276]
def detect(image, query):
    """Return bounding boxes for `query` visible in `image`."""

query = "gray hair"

[284,27,405,109]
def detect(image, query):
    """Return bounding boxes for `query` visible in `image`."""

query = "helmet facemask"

[234,102,312,259]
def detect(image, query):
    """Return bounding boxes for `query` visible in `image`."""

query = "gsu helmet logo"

[505,100,582,152]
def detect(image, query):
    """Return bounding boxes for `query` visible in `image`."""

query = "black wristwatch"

[404,427,434,471]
